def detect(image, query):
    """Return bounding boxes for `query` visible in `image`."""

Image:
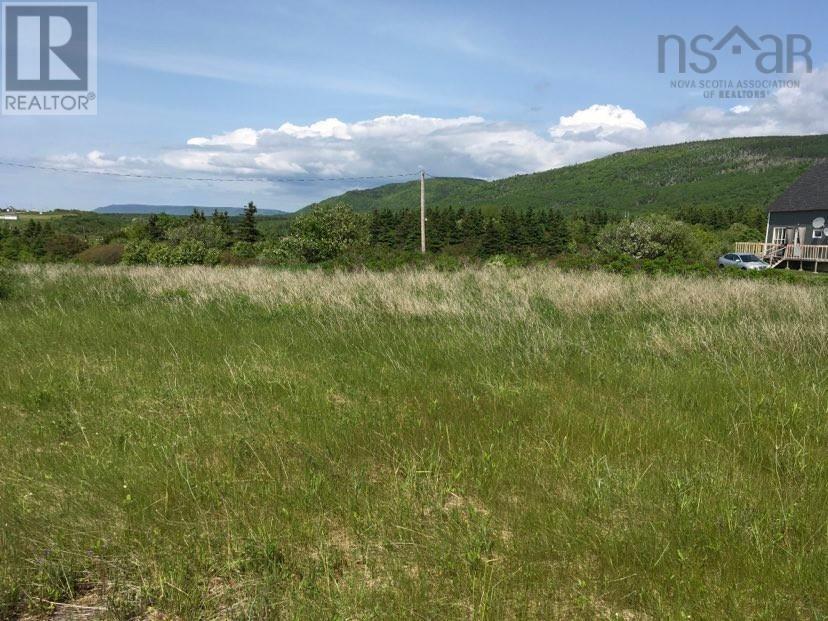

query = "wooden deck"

[735,242,828,269]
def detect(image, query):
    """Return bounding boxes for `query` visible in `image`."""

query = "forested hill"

[306,135,828,216]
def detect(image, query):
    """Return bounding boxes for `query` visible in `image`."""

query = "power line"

[0,160,421,183]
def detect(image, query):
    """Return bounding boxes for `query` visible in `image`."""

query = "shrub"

[147,243,175,266]
[166,223,229,249]
[598,216,702,261]
[554,253,599,272]
[722,222,763,244]
[218,250,255,266]
[76,243,125,265]
[204,248,222,266]
[485,254,524,268]
[290,203,369,263]
[170,239,208,265]
[44,234,88,260]
[231,241,257,259]
[122,240,153,265]
[687,225,729,262]
[257,240,303,266]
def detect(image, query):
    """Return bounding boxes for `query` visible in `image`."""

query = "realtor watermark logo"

[2,2,97,115]
[657,26,812,100]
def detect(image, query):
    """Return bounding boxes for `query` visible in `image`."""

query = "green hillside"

[309,135,828,216]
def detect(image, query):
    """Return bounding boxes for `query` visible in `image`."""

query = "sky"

[1,0,827,212]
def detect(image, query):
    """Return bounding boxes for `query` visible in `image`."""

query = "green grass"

[1,265,826,619]
[311,135,828,216]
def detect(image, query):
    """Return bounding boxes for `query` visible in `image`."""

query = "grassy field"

[1,265,826,619]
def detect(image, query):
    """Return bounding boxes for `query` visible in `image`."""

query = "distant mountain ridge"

[95,204,287,216]
[305,135,828,216]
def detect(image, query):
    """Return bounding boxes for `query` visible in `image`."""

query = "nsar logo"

[658,26,812,75]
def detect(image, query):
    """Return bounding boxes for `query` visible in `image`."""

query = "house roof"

[769,163,828,213]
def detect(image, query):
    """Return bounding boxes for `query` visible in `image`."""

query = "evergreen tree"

[369,209,384,245]
[428,208,447,252]
[523,207,544,248]
[500,206,524,253]
[147,214,164,241]
[447,207,463,245]
[238,201,259,243]
[480,218,504,257]
[545,209,571,256]
[464,208,484,241]
[379,209,397,247]
[211,209,231,234]
[397,208,420,251]
[189,208,206,223]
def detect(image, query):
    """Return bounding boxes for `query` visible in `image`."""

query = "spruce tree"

[147,214,164,241]
[545,209,571,256]
[369,209,383,245]
[480,218,504,257]
[379,209,397,247]
[465,208,484,241]
[398,209,419,251]
[238,201,259,243]
[523,207,544,248]
[448,207,464,245]
[500,206,524,253]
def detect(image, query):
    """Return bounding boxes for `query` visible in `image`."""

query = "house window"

[772,227,785,245]
[814,229,824,240]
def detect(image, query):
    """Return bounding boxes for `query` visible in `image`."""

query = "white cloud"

[47,151,149,171]
[46,65,828,208]
[277,118,352,140]
[550,104,647,138]
[187,128,260,148]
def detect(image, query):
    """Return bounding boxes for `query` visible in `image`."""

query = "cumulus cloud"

[48,66,828,196]
[550,104,647,138]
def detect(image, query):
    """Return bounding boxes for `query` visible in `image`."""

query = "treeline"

[675,204,766,230]
[0,200,767,270]
[0,220,88,262]
[368,206,571,257]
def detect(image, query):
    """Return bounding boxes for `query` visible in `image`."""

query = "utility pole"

[420,170,426,254]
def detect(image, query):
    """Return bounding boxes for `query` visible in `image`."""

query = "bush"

[257,240,304,266]
[167,223,229,249]
[147,243,175,266]
[485,254,524,268]
[204,248,222,266]
[722,222,763,244]
[170,239,208,265]
[231,241,257,259]
[598,216,702,261]
[554,253,599,272]
[44,234,88,260]
[76,243,125,265]
[218,250,256,266]
[122,240,153,265]
[290,203,369,263]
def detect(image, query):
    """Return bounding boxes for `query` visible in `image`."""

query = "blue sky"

[1,0,826,211]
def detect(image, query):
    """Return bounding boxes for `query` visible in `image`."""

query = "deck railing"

[734,242,828,264]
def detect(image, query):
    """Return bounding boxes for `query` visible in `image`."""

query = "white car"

[717,253,769,270]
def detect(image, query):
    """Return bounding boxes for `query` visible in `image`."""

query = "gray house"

[736,164,828,271]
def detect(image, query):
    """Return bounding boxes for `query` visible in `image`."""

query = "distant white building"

[0,207,18,221]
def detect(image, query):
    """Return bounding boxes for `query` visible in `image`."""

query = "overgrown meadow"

[1,265,826,619]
